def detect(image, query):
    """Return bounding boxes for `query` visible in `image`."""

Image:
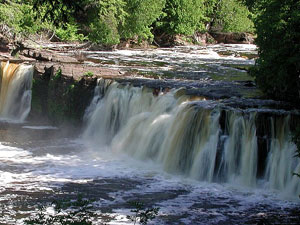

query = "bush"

[56,22,87,42]
[88,19,120,45]
[0,2,38,35]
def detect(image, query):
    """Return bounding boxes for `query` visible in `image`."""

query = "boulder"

[210,32,255,44]
[194,32,217,45]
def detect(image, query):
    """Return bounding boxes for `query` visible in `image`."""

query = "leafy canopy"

[0,0,256,44]
[212,0,254,33]
[156,0,205,35]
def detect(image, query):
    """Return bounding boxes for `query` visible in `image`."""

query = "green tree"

[212,0,254,32]
[89,0,166,45]
[201,0,219,31]
[121,0,166,41]
[88,0,127,45]
[250,0,300,102]
[29,0,88,25]
[0,1,43,35]
[156,0,206,35]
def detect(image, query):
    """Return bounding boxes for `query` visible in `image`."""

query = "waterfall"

[218,112,258,186]
[265,116,300,195]
[0,61,33,121]
[84,80,300,196]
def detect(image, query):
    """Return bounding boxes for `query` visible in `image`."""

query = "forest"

[0,0,254,44]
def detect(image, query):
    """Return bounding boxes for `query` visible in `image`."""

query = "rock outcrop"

[0,33,9,53]
[210,32,255,44]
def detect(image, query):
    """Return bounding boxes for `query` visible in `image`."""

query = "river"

[0,44,299,224]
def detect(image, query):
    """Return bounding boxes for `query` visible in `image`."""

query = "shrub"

[84,71,94,77]
[55,22,87,42]
[0,2,38,35]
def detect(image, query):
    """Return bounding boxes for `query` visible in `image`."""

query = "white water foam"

[0,137,299,224]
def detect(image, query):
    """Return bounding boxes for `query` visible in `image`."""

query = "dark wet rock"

[0,33,9,53]
[118,38,151,49]
[154,32,217,47]
[23,48,79,63]
[60,179,142,202]
[114,77,256,101]
[210,32,255,44]
[123,189,189,208]
[243,80,255,87]
[221,97,300,111]
[194,32,217,45]
[88,42,117,51]
[154,34,195,47]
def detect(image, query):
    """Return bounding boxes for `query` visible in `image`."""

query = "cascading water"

[265,116,300,195]
[218,112,258,187]
[0,61,33,121]
[84,79,300,196]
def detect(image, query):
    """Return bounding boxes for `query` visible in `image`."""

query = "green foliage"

[0,0,258,45]
[250,0,300,102]
[121,0,166,41]
[200,0,218,31]
[89,0,166,44]
[0,0,87,41]
[88,0,127,45]
[156,0,205,35]
[88,20,120,45]
[84,71,94,77]
[30,0,88,26]
[55,22,87,41]
[0,2,40,35]
[212,0,254,32]
[127,201,160,225]
[53,68,62,81]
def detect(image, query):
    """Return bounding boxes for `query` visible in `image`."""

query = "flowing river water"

[0,45,300,224]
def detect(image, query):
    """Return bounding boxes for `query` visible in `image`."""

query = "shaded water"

[0,45,300,224]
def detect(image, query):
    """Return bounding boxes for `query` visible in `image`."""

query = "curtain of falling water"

[265,116,300,195]
[0,62,33,121]
[84,79,300,196]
